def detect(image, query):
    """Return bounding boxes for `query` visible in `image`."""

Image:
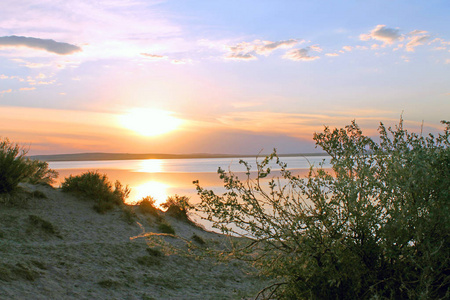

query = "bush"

[61,171,130,213]
[27,215,62,238]
[191,233,206,246]
[138,196,160,216]
[121,205,137,224]
[25,159,58,186]
[161,195,192,220]
[157,221,175,235]
[195,119,450,299]
[0,138,57,194]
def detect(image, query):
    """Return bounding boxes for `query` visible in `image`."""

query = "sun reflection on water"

[137,159,164,173]
[131,181,169,207]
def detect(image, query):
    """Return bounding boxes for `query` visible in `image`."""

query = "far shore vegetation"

[1,118,449,299]
[28,151,328,162]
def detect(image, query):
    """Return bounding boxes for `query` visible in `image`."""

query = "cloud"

[20,87,36,91]
[408,30,428,36]
[214,110,396,140]
[225,39,300,60]
[283,47,320,61]
[360,25,435,53]
[255,39,299,55]
[0,89,12,94]
[342,46,353,51]
[309,45,322,52]
[170,59,193,64]
[406,34,430,52]
[141,53,168,60]
[325,53,339,57]
[0,36,81,55]
[360,25,402,45]
[226,53,257,60]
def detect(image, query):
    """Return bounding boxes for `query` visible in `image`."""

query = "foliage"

[25,160,58,186]
[61,171,130,213]
[27,215,62,238]
[157,221,175,235]
[161,195,193,220]
[0,138,58,194]
[138,196,160,216]
[191,233,206,246]
[195,119,450,299]
[137,248,164,267]
[121,205,137,224]
[30,190,47,199]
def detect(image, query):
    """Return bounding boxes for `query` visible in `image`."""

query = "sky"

[0,0,449,155]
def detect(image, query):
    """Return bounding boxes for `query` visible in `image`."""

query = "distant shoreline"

[29,152,329,162]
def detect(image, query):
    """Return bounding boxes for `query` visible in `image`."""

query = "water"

[50,155,331,207]
[49,155,331,173]
[49,155,331,231]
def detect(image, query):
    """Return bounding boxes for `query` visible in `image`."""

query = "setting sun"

[119,108,183,137]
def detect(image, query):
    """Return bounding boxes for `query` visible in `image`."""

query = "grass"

[0,138,57,194]
[61,171,130,213]
[157,221,175,235]
[136,248,164,266]
[191,233,206,245]
[121,205,137,224]
[136,255,161,266]
[146,247,163,257]
[138,196,160,216]
[29,190,47,199]
[98,278,121,288]
[161,195,192,221]
[27,215,62,239]
[0,261,44,282]
[143,274,182,290]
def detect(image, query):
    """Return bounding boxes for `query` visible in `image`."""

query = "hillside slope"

[0,184,267,299]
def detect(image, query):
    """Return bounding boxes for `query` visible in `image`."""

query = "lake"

[50,155,331,208]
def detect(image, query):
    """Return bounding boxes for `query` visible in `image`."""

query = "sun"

[119,108,183,137]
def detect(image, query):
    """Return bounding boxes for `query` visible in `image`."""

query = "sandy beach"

[0,184,268,299]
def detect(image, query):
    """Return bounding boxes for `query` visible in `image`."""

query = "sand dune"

[0,184,267,299]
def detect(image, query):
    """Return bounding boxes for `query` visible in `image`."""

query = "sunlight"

[137,159,164,173]
[119,108,183,137]
[132,181,169,207]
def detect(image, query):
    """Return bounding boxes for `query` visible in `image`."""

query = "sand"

[0,184,268,299]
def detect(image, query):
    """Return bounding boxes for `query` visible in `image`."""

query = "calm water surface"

[50,156,331,207]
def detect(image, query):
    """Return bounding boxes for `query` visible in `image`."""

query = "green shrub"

[27,215,61,238]
[195,119,450,299]
[25,159,58,186]
[0,261,43,282]
[30,190,47,199]
[97,278,121,288]
[161,195,192,220]
[121,205,137,224]
[191,233,206,245]
[138,196,160,216]
[0,138,57,194]
[136,249,163,268]
[146,247,163,257]
[61,171,130,213]
[157,221,175,235]
[136,255,161,266]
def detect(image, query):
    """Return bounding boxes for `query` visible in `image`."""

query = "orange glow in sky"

[119,108,183,137]
[0,1,448,155]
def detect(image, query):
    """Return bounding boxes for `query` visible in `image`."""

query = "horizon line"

[29,151,329,162]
